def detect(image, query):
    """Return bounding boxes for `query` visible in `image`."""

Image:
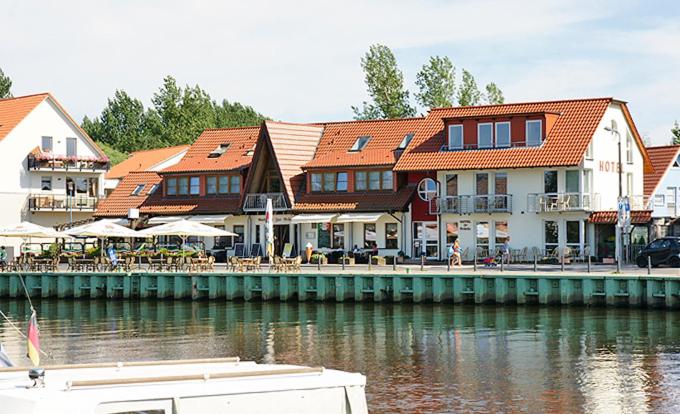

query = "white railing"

[243,193,288,212]
[527,193,600,212]
[434,194,513,214]
[28,194,99,211]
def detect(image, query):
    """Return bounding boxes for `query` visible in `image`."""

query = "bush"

[310,253,327,264]
[85,246,101,258]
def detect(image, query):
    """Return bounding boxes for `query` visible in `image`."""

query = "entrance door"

[413,222,438,258]
[273,224,289,256]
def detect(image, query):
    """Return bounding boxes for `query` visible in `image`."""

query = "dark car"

[636,237,680,268]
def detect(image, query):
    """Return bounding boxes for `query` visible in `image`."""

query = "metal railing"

[627,195,653,210]
[527,193,600,212]
[435,194,513,214]
[27,155,109,172]
[242,192,288,212]
[28,194,99,211]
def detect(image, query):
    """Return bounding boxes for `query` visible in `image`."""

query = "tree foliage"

[456,70,482,106]
[484,82,505,105]
[0,67,12,99]
[672,121,680,145]
[352,44,415,120]
[415,56,455,109]
[82,76,267,155]
[95,140,128,165]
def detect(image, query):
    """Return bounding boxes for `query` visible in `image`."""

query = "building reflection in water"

[1,300,679,413]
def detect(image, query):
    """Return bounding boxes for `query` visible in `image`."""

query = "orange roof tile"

[304,117,424,169]
[643,145,680,196]
[0,93,49,141]
[588,210,652,224]
[162,127,260,173]
[294,186,415,212]
[140,196,241,215]
[394,98,652,172]
[106,145,189,179]
[95,172,162,217]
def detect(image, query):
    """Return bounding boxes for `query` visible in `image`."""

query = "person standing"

[501,237,511,264]
[450,239,462,267]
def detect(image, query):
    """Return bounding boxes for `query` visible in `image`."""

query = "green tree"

[213,99,267,128]
[457,69,481,106]
[95,141,128,165]
[672,121,680,145]
[352,44,415,119]
[415,56,455,109]
[484,82,504,105]
[0,67,12,99]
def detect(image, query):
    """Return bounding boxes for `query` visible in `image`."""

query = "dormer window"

[208,143,230,158]
[673,155,680,168]
[526,120,542,147]
[131,184,145,196]
[495,122,511,148]
[398,133,415,150]
[245,144,255,156]
[448,125,463,150]
[148,184,159,195]
[478,123,493,149]
[350,136,371,152]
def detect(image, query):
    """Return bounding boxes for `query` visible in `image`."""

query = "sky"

[2,0,680,146]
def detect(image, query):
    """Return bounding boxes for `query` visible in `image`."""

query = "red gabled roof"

[106,145,189,179]
[140,196,241,215]
[588,210,652,224]
[162,126,260,173]
[294,186,416,212]
[644,145,680,196]
[95,172,162,217]
[0,93,49,141]
[304,117,424,169]
[394,97,652,172]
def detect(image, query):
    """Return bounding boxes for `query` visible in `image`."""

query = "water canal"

[1,300,680,413]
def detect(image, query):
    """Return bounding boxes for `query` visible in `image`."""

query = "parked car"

[636,237,680,268]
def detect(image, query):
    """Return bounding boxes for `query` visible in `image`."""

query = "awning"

[588,210,652,224]
[147,215,190,225]
[187,214,232,225]
[291,213,337,224]
[335,212,387,223]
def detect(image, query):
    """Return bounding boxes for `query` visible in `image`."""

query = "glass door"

[413,222,438,258]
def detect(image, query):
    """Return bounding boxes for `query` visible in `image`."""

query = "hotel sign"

[598,160,622,173]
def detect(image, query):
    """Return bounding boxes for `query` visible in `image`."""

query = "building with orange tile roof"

[104,145,189,194]
[643,145,680,238]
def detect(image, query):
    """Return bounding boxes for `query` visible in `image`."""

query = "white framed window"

[131,184,145,196]
[417,178,437,201]
[668,187,677,208]
[654,194,665,207]
[66,137,77,156]
[626,132,633,164]
[41,136,53,152]
[448,124,463,150]
[189,176,200,195]
[311,173,322,192]
[336,172,348,191]
[350,135,371,151]
[495,122,511,148]
[526,120,542,147]
[544,220,559,253]
[626,173,633,196]
[148,184,159,195]
[585,141,594,160]
[478,123,493,149]
[398,133,414,150]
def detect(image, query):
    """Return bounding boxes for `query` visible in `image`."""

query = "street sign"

[617,197,630,228]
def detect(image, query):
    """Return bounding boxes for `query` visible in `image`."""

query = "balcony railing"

[27,154,110,172]
[243,193,288,212]
[28,194,99,212]
[434,194,513,214]
[527,193,600,212]
[627,195,653,210]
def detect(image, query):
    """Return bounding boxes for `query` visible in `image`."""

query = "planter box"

[341,257,355,265]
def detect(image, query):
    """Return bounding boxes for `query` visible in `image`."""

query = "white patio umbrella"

[137,219,237,253]
[0,222,70,238]
[65,219,141,257]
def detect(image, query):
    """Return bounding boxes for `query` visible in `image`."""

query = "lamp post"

[604,125,622,272]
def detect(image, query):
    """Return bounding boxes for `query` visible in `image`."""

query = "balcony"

[243,193,288,212]
[28,194,99,212]
[527,193,600,212]
[27,154,110,172]
[434,194,513,214]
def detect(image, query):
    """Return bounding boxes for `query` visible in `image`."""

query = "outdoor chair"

[205,256,215,271]
[293,256,302,271]
[253,256,261,272]
[228,256,240,272]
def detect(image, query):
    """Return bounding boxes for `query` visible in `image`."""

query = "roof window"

[148,184,159,195]
[245,144,256,156]
[350,135,371,152]
[673,155,680,168]
[131,184,145,196]
[398,133,414,150]
[208,143,230,158]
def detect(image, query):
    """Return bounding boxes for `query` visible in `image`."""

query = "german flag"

[26,310,40,367]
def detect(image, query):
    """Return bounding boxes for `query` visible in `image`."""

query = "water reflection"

[1,300,680,413]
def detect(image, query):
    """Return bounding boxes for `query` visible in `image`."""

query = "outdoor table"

[32,258,52,272]
[74,258,95,272]
[189,257,208,272]
[238,258,256,272]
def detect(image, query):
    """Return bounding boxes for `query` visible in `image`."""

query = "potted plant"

[310,252,327,265]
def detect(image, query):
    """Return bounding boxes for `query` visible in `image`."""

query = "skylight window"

[148,184,159,195]
[350,135,371,152]
[208,143,230,158]
[398,133,414,150]
[245,144,256,156]
[131,184,145,196]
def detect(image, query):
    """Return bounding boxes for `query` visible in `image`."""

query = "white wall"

[650,160,680,219]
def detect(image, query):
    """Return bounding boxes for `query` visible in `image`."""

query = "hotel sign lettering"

[598,160,622,173]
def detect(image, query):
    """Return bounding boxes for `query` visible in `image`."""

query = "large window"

[230,176,240,193]
[495,221,508,245]
[189,177,200,195]
[332,224,345,249]
[312,173,322,192]
[382,171,393,190]
[368,171,381,190]
[166,178,177,196]
[526,120,542,147]
[66,137,77,156]
[312,172,348,192]
[478,123,493,149]
[219,176,229,194]
[544,170,558,193]
[385,223,398,249]
[363,223,377,249]
[206,176,217,194]
[323,172,335,191]
[446,174,458,196]
[476,222,489,254]
[233,225,244,244]
[565,170,580,193]
[413,222,438,257]
[544,220,559,252]
[448,124,463,150]
[446,222,458,244]
[566,220,581,249]
[318,223,331,248]
[178,177,189,195]
[336,173,348,191]
[495,122,511,148]
[41,136,53,152]
[355,172,367,191]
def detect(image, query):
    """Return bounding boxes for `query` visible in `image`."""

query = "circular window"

[417,178,437,201]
